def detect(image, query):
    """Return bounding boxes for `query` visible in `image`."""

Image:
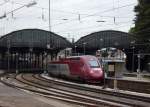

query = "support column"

[16,52,19,74]
[37,53,40,70]
[41,53,44,69]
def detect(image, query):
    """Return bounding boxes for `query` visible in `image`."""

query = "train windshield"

[88,60,100,68]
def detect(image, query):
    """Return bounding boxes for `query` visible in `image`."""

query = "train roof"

[49,55,98,63]
[67,55,95,58]
[65,55,97,60]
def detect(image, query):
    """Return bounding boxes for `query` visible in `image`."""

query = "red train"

[47,55,104,83]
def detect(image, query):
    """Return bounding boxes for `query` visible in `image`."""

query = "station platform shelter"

[0,29,72,72]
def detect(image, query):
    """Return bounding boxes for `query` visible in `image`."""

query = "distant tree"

[130,0,150,49]
[130,0,150,71]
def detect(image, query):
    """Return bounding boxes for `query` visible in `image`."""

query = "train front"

[85,57,104,83]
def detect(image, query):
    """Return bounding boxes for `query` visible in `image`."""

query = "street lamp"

[83,42,86,55]
[137,53,141,79]
[130,40,135,72]
[44,51,47,74]
[44,44,50,74]
[132,46,135,72]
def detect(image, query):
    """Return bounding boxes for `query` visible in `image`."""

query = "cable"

[1,1,38,18]
[0,0,136,26]
[55,21,134,41]
[0,0,10,6]
[6,5,26,15]
[51,3,136,27]
[11,1,114,15]
[54,20,133,33]
[9,1,136,19]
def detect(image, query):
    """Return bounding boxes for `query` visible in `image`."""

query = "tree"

[130,0,150,71]
[130,0,150,45]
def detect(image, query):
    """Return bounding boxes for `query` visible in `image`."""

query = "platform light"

[137,53,141,79]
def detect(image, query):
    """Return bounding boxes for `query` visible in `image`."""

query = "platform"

[0,82,79,107]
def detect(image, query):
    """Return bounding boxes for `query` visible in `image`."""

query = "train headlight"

[90,70,94,74]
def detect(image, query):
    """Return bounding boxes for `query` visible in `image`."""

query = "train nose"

[90,68,103,78]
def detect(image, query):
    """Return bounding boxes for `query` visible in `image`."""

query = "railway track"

[1,73,150,107]
[33,74,150,107]
[35,74,150,103]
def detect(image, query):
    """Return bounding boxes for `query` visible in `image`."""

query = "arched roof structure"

[75,30,135,51]
[0,29,72,50]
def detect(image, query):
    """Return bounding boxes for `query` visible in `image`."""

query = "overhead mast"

[49,0,51,31]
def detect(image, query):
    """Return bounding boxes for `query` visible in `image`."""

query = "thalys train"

[47,55,104,83]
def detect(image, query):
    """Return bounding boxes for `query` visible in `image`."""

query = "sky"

[0,0,138,41]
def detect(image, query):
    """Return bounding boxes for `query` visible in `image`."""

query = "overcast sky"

[0,0,138,41]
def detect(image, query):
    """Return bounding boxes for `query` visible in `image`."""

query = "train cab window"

[88,60,100,68]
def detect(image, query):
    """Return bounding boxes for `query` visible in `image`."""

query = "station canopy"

[0,29,72,51]
[75,30,135,51]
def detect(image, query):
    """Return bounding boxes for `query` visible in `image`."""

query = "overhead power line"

[51,3,136,27]
[0,0,9,6]
[9,1,135,19]
[54,20,133,33]
[0,1,37,19]
[10,1,115,15]
[0,1,135,25]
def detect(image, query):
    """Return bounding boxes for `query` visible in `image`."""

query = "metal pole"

[49,0,52,63]
[130,41,135,72]
[138,55,140,71]
[100,38,103,50]
[75,45,77,55]
[49,0,51,31]
[16,53,18,74]
[7,39,10,72]
[83,43,86,55]
[84,44,85,55]
[138,54,141,71]
[137,53,141,79]
[44,51,47,74]
[132,47,135,72]
[46,52,48,72]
